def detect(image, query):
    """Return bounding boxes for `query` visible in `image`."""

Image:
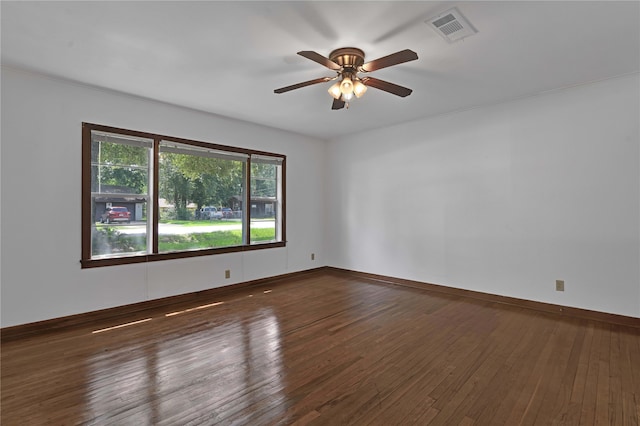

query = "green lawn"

[93,224,276,256]
[159,228,275,252]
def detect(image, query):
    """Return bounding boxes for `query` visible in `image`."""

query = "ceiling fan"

[274,47,418,110]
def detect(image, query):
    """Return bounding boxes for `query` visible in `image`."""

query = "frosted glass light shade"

[328,82,342,100]
[340,77,353,95]
[353,80,367,98]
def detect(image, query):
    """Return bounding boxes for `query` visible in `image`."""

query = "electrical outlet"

[556,280,564,292]
[311,253,315,261]
[225,270,231,279]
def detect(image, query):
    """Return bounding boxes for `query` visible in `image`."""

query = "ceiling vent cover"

[426,7,478,43]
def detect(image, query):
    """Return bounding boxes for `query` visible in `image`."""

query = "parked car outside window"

[100,206,131,224]
[200,206,223,220]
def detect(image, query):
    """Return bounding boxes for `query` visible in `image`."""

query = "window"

[82,123,286,268]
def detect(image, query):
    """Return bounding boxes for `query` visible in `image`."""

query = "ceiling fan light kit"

[274,47,418,110]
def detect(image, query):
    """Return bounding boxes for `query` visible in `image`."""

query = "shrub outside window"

[82,123,286,268]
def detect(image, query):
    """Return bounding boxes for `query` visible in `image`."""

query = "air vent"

[426,7,478,43]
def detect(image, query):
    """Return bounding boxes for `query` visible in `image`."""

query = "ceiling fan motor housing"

[329,47,365,70]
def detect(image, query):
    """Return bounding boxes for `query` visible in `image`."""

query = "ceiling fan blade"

[331,98,345,110]
[298,51,342,71]
[360,49,418,72]
[274,77,333,94]
[362,77,413,97]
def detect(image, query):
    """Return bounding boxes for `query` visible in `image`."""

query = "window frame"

[81,122,286,268]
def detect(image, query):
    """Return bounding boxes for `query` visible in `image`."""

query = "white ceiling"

[2,1,639,140]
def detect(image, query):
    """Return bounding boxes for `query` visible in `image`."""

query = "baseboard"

[0,267,325,342]
[325,267,640,328]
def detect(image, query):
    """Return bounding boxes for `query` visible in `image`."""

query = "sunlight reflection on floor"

[85,308,286,423]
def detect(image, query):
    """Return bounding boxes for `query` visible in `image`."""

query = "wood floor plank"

[617,326,640,426]
[502,315,560,424]
[580,322,607,425]
[467,310,547,424]
[537,319,587,424]
[1,272,639,425]
[609,327,624,425]
[595,324,612,425]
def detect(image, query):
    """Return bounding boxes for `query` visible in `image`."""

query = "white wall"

[327,74,640,318]
[0,67,326,327]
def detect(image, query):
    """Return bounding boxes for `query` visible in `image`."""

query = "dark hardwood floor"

[2,272,639,425]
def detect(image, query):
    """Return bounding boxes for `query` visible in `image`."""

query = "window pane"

[250,156,282,244]
[90,131,151,259]
[158,141,245,253]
